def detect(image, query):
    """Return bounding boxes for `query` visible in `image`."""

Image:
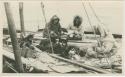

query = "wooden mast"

[19,2,25,35]
[4,2,24,72]
[40,2,54,53]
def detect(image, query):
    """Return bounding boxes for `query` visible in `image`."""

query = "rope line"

[88,3,102,23]
[81,1,101,47]
[87,1,113,72]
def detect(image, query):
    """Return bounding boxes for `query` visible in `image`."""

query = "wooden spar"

[40,2,54,53]
[4,2,24,72]
[5,61,18,73]
[49,54,110,74]
[19,2,25,35]
[3,47,110,73]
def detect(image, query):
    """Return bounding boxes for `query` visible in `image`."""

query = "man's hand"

[74,31,79,34]
[50,31,57,37]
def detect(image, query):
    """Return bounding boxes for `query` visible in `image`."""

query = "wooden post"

[19,2,25,35]
[41,2,54,53]
[4,2,24,72]
[49,54,110,74]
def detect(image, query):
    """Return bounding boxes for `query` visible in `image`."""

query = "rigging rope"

[88,2,107,27]
[87,1,113,72]
[81,1,102,47]
[88,1,111,37]
[41,2,54,53]
[88,3,102,23]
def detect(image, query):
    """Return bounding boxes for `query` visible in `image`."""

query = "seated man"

[38,15,62,53]
[67,15,85,40]
[43,15,62,43]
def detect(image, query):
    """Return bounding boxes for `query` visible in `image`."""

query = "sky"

[0,0,124,34]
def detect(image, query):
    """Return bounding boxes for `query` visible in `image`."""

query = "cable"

[81,1,102,47]
[88,3,102,23]
[88,1,113,72]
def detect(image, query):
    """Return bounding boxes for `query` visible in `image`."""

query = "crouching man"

[20,33,37,58]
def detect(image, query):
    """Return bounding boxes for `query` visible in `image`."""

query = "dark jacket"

[43,15,61,38]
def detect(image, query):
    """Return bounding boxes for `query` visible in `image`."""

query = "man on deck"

[67,15,85,40]
[38,15,62,53]
[20,33,36,58]
[43,15,62,43]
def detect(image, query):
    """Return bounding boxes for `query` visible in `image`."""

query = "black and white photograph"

[1,0,124,75]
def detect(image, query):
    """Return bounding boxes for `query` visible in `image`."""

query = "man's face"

[75,19,81,25]
[53,19,59,24]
